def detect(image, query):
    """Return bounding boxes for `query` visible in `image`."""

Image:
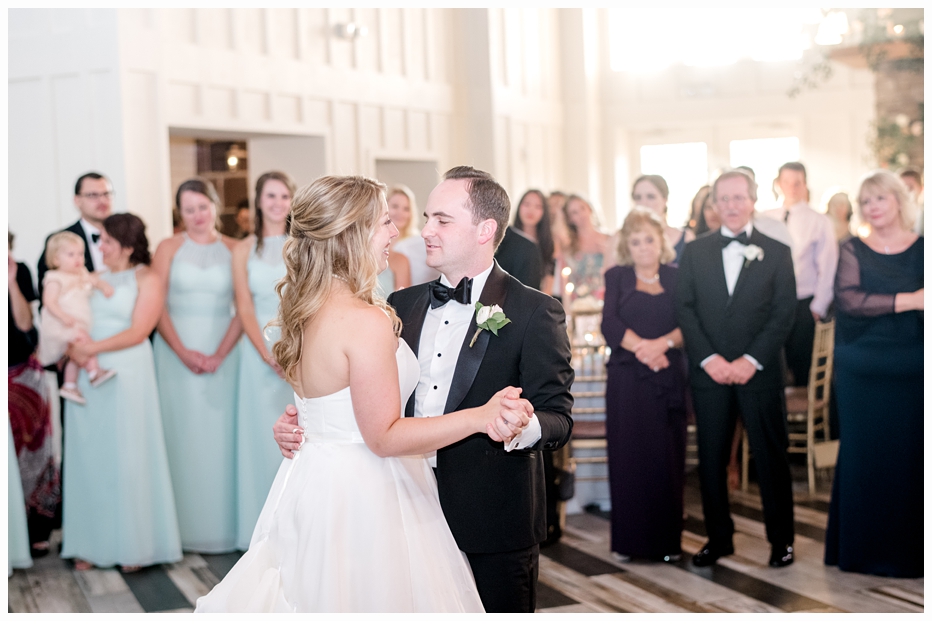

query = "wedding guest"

[234,200,253,239]
[898,168,923,234]
[561,194,611,303]
[631,174,694,263]
[62,213,182,571]
[601,210,687,563]
[826,191,854,242]
[494,189,547,290]
[514,189,556,291]
[391,184,437,286]
[153,178,242,553]
[548,191,570,296]
[37,172,113,293]
[677,170,797,568]
[36,232,116,404]
[825,170,923,578]
[763,162,838,386]
[8,233,60,559]
[231,171,297,550]
[376,185,413,296]
[692,185,721,236]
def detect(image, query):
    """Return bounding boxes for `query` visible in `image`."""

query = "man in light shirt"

[763,162,838,386]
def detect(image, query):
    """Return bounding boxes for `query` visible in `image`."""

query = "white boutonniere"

[742,244,764,268]
[470,302,511,347]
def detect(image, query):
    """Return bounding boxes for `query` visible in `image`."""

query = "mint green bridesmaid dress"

[61,267,182,568]
[234,235,292,550]
[154,236,240,553]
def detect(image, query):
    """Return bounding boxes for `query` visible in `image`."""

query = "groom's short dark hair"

[443,166,510,248]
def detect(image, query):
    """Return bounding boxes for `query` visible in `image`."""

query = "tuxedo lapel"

[69,222,95,271]
[399,287,430,417]
[443,263,509,414]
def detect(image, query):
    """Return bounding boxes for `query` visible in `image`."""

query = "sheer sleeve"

[834,238,895,317]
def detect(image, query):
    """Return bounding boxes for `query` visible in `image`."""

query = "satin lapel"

[444,263,509,414]
[399,287,430,417]
[709,238,730,306]
[726,230,761,309]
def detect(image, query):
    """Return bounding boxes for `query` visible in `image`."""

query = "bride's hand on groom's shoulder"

[272,404,302,458]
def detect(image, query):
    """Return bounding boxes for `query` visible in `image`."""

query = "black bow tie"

[429,277,473,309]
[720,232,749,248]
[90,233,100,244]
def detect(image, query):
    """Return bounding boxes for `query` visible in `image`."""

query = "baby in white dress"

[37,232,115,404]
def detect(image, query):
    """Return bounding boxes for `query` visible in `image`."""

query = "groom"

[274,166,574,612]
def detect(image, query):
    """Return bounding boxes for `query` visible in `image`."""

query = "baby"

[37,232,116,404]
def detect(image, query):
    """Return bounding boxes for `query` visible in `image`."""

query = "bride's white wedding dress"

[195,340,484,612]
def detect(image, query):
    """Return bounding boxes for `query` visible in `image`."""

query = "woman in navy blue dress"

[825,170,923,578]
[601,209,687,562]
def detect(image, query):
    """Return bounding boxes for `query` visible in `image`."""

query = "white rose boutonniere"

[470,302,511,347]
[742,244,764,268]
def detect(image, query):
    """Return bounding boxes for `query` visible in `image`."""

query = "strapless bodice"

[295,339,419,444]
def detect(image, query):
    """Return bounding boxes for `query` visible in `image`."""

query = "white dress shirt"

[700,223,762,372]
[79,217,106,272]
[762,202,838,317]
[414,263,541,466]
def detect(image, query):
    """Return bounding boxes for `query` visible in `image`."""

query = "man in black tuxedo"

[275,166,574,612]
[676,170,797,569]
[37,172,113,295]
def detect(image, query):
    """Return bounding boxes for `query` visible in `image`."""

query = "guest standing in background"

[825,170,923,578]
[631,174,694,264]
[692,185,721,236]
[898,168,924,235]
[390,184,435,287]
[376,185,413,297]
[548,191,570,297]
[825,191,854,242]
[514,189,556,291]
[495,189,550,290]
[676,170,797,568]
[153,178,242,553]
[601,210,687,563]
[561,194,611,303]
[762,162,838,386]
[62,213,182,572]
[231,171,296,550]
[8,233,60,560]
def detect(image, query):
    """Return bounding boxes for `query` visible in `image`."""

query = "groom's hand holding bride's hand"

[273,404,302,459]
[485,387,534,443]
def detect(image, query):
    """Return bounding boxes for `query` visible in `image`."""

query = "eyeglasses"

[716,195,749,205]
[80,191,113,200]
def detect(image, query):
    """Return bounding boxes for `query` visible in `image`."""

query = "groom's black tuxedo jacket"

[387,262,574,554]
[676,228,797,392]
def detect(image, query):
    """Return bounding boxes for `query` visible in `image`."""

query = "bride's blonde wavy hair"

[271,175,402,385]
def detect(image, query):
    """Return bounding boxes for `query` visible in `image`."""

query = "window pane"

[638,142,709,230]
[729,137,800,210]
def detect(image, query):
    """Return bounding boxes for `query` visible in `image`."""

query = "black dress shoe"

[769,544,794,567]
[691,543,734,567]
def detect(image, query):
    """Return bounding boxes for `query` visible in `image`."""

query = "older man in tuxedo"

[676,170,797,568]
[37,172,113,293]
[274,166,574,612]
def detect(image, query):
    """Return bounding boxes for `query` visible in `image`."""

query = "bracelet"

[666,337,674,349]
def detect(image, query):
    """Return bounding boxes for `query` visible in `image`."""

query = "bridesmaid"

[231,171,296,550]
[153,178,242,553]
[62,213,182,571]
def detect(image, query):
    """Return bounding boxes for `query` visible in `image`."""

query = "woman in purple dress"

[601,209,687,562]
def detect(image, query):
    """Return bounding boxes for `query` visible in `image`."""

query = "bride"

[195,176,521,612]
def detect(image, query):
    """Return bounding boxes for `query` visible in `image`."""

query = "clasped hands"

[703,355,757,386]
[178,347,224,375]
[271,386,535,459]
[632,337,669,372]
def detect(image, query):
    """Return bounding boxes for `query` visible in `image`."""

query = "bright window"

[638,142,709,229]
[729,137,800,210]
[609,8,823,72]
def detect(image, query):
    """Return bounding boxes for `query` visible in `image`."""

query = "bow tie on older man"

[429,277,473,309]
[720,232,750,248]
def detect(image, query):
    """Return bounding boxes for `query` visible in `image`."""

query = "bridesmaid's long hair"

[271,175,402,385]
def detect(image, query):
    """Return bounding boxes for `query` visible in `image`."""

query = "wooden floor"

[8,470,924,614]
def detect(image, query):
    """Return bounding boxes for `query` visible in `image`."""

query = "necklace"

[635,271,660,284]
